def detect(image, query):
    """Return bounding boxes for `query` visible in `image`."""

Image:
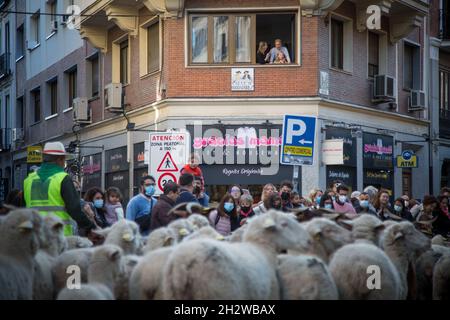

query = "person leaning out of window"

[268,39,291,64]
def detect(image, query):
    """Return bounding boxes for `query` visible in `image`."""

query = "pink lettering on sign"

[364,144,393,155]
[193,136,282,149]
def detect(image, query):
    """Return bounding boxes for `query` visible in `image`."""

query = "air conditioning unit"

[51,20,59,32]
[12,128,24,142]
[73,97,91,123]
[27,40,39,50]
[373,75,396,102]
[104,83,123,111]
[409,90,426,111]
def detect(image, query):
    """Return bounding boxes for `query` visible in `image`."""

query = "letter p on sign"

[286,119,307,144]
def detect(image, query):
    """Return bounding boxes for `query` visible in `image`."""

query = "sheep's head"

[88,244,124,284]
[41,214,67,255]
[94,220,142,254]
[168,219,195,241]
[344,214,385,245]
[382,222,431,260]
[144,227,176,253]
[243,210,313,253]
[187,214,211,230]
[184,226,225,242]
[0,209,43,256]
[304,218,352,261]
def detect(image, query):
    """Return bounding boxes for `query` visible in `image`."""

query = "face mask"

[338,195,347,203]
[93,199,104,209]
[193,186,201,194]
[281,192,290,201]
[324,204,333,210]
[241,206,251,213]
[394,205,402,212]
[224,203,234,213]
[145,185,155,197]
[360,200,369,208]
[315,196,321,204]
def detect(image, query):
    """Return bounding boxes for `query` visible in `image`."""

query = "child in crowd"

[239,194,255,225]
[104,187,125,225]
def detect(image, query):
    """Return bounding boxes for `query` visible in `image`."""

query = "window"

[120,40,129,84]
[66,68,77,108]
[31,11,40,44]
[16,24,24,59]
[5,22,10,54]
[147,22,160,73]
[48,78,58,115]
[16,97,24,129]
[31,88,41,123]
[368,32,379,78]
[88,54,99,97]
[440,69,450,119]
[329,16,353,72]
[403,42,420,90]
[189,12,297,65]
[47,0,57,35]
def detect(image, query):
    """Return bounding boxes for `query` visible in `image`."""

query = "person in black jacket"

[392,198,414,221]
[433,196,450,237]
[175,173,199,205]
[151,182,180,230]
[82,187,109,228]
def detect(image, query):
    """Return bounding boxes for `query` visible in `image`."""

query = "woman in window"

[256,41,269,64]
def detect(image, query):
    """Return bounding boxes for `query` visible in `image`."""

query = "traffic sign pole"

[292,165,300,193]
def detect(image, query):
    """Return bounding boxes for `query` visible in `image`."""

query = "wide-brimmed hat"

[43,142,74,159]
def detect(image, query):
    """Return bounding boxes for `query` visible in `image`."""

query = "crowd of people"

[1,142,450,243]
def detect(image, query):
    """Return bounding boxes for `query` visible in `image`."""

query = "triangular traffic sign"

[157,152,179,172]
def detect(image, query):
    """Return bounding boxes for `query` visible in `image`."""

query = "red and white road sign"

[149,132,190,195]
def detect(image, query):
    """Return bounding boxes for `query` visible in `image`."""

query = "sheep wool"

[277,254,338,300]
[0,209,43,300]
[167,219,196,242]
[415,249,443,300]
[345,214,385,246]
[329,242,402,299]
[183,226,225,242]
[57,245,123,300]
[187,214,211,230]
[433,253,450,300]
[65,236,93,249]
[129,247,174,300]
[162,210,313,300]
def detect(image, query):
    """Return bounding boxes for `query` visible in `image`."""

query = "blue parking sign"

[281,115,317,166]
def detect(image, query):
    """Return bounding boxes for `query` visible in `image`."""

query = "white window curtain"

[235,16,251,63]
[192,17,208,63]
[213,16,229,63]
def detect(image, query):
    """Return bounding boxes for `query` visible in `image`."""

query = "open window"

[189,11,298,65]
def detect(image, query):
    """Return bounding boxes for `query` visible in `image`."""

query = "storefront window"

[81,153,102,193]
[105,147,130,206]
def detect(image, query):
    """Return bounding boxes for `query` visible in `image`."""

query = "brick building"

[4,0,443,203]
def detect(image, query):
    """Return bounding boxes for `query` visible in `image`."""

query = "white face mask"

[404,201,409,207]
[338,195,347,203]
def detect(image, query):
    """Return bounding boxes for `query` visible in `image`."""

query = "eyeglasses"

[145,183,156,187]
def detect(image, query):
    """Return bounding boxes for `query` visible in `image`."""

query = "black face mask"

[281,192,291,201]
[193,186,201,195]
[241,206,251,213]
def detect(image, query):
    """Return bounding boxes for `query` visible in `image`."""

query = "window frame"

[16,24,25,61]
[31,87,41,124]
[87,52,100,98]
[65,67,78,110]
[112,34,130,84]
[328,13,353,74]
[47,77,58,117]
[440,68,450,119]
[403,40,421,91]
[186,8,300,67]
[31,10,41,45]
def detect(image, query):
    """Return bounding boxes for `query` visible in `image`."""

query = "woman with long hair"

[209,193,240,236]
[82,187,109,228]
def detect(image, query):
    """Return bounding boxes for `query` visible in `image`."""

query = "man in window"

[268,39,291,64]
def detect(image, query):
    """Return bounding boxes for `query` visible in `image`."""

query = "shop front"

[105,146,130,206]
[186,124,295,203]
[80,153,102,194]
[133,142,149,196]
[325,127,357,191]
[363,133,394,196]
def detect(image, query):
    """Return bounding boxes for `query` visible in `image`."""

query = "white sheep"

[33,214,67,300]
[184,226,225,242]
[93,220,143,255]
[343,214,385,245]
[115,255,141,300]
[329,242,402,299]
[162,210,313,300]
[57,245,123,300]
[228,223,249,242]
[0,209,43,300]
[277,254,338,300]
[301,218,352,263]
[433,253,450,300]
[142,227,176,254]
[129,247,173,300]
[187,214,211,230]
[52,248,94,294]
[415,249,444,300]
[380,222,431,300]
[167,219,196,242]
[66,236,93,249]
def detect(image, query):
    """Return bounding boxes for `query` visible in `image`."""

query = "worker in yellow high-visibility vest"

[24,142,96,236]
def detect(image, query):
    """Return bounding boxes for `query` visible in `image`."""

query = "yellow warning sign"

[27,146,43,163]
[283,146,313,157]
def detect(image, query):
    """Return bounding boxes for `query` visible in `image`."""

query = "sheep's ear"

[375,224,385,232]
[263,217,276,230]
[108,248,121,261]
[393,230,404,241]
[179,228,189,236]
[18,220,34,231]
[52,221,64,232]
[163,236,174,246]
[122,232,135,242]
[216,234,225,241]
[339,220,354,230]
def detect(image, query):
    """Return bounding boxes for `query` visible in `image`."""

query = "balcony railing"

[0,128,11,152]
[440,9,450,41]
[0,53,11,79]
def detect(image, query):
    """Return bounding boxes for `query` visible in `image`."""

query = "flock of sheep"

[0,208,449,300]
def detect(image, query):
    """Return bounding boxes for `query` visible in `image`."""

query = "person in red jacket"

[181,153,205,189]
